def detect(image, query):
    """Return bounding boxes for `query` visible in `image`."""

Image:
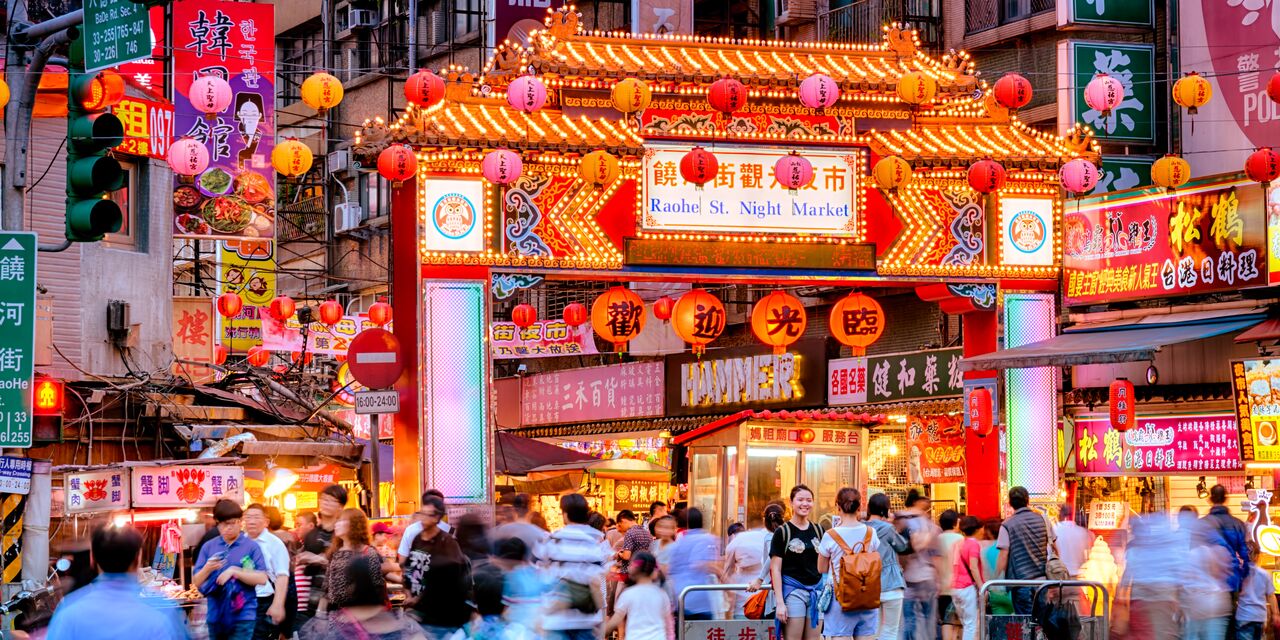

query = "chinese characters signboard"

[65,469,129,514]
[1058,0,1152,28]
[0,457,33,495]
[1231,359,1280,462]
[907,415,966,483]
[171,297,216,382]
[521,362,664,426]
[1088,501,1126,530]
[642,143,861,236]
[173,1,276,241]
[218,240,275,352]
[261,312,391,356]
[84,0,151,71]
[612,480,669,512]
[1178,0,1280,177]
[491,320,600,359]
[747,423,861,447]
[0,233,36,448]
[668,340,827,416]
[131,465,243,507]
[114,97,174,160]
[1088,156,1153,196]
[829,348,965,406]
[1074,414,1243,474]
[1063,177,1267,305]
[1064,41,1155,143]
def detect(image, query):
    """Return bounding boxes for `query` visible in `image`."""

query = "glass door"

[746,447,798,529]
[803,453,857,526]
[690,451,721,534]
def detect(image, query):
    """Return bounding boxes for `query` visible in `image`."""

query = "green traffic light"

[65,198,123,242]
[68,112,124,151]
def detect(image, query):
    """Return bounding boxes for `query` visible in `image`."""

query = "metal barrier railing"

[976,579,1110,640]
[676,584,772,640]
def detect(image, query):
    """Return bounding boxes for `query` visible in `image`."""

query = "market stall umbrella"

[526,458,671,482]
[495,431,598,476]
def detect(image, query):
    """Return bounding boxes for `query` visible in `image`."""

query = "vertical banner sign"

[171,297,217,382]
[83,0,151,71]
[906,415,967,484]
[0,233,36,449]
[1062,41,1156,143]
[173,0,276,241]
[218,240,275,352]
[1179,0,1280,177]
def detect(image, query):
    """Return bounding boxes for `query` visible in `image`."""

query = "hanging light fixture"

[264,464,300,498]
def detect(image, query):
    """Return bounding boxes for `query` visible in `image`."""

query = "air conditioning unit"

[335,203,364,233]
[350,8,379,29]
[429,10,448,46]
[328,150,351,174]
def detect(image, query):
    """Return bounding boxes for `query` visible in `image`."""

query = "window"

[358,173,390,222]
[104,161,142,251]
[278,28,323,103]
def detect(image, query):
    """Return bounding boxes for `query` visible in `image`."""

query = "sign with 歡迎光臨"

[65,469,129,514]
[829,348,965,406]
[1075,413,1243,474]
[131,465,243,507]
[1062,176,1267,306]
[642,142,862,236]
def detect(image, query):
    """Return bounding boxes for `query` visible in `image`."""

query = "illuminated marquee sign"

[665,340,827,416]
[1000,196,1056,266]
[641,142,862,236]
[114,97,174,160]
[422,178,486,253]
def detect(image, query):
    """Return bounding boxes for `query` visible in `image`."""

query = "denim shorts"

[785,588,812,619]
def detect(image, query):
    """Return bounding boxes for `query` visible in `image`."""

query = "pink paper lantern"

[188,75,233,118]
[774,152,814,192]
[798,73,840,110]
[482,149,523,185]
[1084,73,1125,115]
[1059,158,1099,194]
[167,137,209,177]
[507,76,547,113]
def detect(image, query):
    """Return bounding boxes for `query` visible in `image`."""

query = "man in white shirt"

[398,489,453,565]
[244,503,291,640]
[1053,504,1093,577]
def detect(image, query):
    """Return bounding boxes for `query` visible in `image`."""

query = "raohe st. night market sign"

[1063,176,1267,305]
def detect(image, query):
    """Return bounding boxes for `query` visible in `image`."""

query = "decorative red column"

[390,177,421,515]
[963,309,1000,520]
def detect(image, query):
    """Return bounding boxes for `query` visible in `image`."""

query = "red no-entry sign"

[346,328,404,390]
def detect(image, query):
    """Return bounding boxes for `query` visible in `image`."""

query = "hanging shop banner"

[491,320,600,358]
[260,313,390,356]
[1062,176,1267,306]
[1178,0,1280,177]
[1000,197,1056,267]
[65,469,130,514]
[1057,0,1152,28]
[1230,358,1280,462]
[172,0,276,241]
[114,97,174,160]
[641,142,861,236]
[828,348,965,406]
[667,340,827,416]
[218,240,275,353]
[522,361,664,426]
[131,465,244,508]
[906,415,966,484]
[1074,414,1243,474]
[632,0,693,35]
[172,297,217,382]
[1060,41,1156,143]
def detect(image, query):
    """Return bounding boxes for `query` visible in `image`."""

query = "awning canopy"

[960,313,1264,371]
[494,431,598,476]
[1236,317,1280,343]
[526,458,671,481]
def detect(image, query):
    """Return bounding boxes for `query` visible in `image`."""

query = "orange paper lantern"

[512,303,538,328]
[213,344,228,366]
[267,296,296,322]
[216,292,243,317]
[672,289,726,355]
[591,286,645,352]
[378,144,418,187]
[829,293,884,355]
[751,290,807,355]
[653,296,675,322]
[368,300,393,327]
[246,346,270,367]
[563,302,588,327]
[318,300,344,326]
[1109,378,1136,432]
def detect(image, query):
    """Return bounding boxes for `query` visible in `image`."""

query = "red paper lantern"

[247,346,270,367]
[377,145,417,186]
[968,159,1006,194]
[829,293,884,356]
[680,147,719,187]
[318,300,344,326]
[216,292,243,317]
[405,69,446,108]
[750,290,807,355]
[591,286,645,352]
[512,303,538,328]
[1268,72,1280,105]
[993,73,1033,110]
[1109,378,1136,432]
[291,351,314,365]
[267,296,296,322]
[968,387,993,437]
[563,302,588,328]
[213,344,228,366]
[1245,148,1280,186]
[671,289,726,355]
[653,295,675,322]
[368,300,393,327]
[708,77,748,115]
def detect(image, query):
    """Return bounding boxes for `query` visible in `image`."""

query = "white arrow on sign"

[1,239,22,251]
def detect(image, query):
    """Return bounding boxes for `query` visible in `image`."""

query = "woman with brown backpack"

[817,487,881,640]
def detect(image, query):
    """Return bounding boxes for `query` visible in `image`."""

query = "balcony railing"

[966,0,1053,34]
[816,0,940,50]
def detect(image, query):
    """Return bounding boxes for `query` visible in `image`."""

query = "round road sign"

[346,328,404,389]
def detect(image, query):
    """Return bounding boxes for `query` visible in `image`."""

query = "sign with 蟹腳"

[65,469,129,514]
[491,320,600,359]
[83,0,151,71]
[1074,413,1243,474]
[131,465,244,508]
[521,362,664,426]
[642,142,862,236]
[0,233,36,448]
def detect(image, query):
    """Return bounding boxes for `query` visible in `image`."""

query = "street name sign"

[0,233,36,448]
[84,0,151,71]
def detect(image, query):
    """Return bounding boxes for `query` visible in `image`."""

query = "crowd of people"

[39,481,1280,640]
